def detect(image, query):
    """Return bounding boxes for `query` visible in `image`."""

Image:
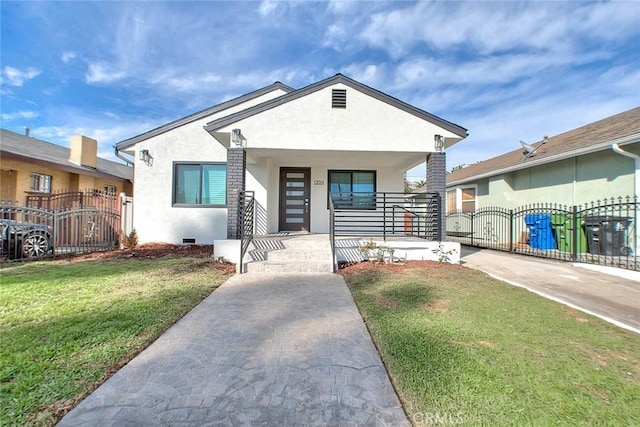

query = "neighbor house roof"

[0,129,133,181]
[116,82,294,150]
[447,106,640,186]
[204,73,468,139]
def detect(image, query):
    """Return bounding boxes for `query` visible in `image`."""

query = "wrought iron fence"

[1,201,120,261]
[330,191,441,240]
[446,196,639,271]
[238,191,255,274]
[26,188,119,211]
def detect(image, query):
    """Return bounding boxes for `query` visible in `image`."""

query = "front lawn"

[341,262,640,426]
[0,257,232,426]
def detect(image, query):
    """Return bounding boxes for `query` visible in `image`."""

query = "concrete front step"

[245,261,334,273]
[266,249,332,262]
[246,234,334,273]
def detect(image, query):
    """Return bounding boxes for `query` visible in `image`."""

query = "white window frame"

[30,173,52,193]
[104,185,117,194]
[446,185,477,213]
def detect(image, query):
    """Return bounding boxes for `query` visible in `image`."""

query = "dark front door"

[279,167,311,232]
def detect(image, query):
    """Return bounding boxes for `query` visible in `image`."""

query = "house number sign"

[314,180,325,185]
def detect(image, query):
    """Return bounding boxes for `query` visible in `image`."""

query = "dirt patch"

[54,243,235,274]
[420,298,450,313]
[364,289,397,309]
[339,260,458,275]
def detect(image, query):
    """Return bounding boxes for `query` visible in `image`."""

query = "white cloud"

[61,51,77,63]
[0,66,41,87]
[360,2,640,58]
[1,110,39,121]
[85,63,126,84]
[164,73,223,92]
[259,0,278,16]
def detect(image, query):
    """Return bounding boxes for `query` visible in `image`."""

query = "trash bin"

[524,213,556,250]
[550,214,587,253]
[584,216,633,256]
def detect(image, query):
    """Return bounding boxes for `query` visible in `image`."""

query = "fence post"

[509,209,514,252]
[53,210,58,256]
[470,211,475,246]
[572,205,578,261]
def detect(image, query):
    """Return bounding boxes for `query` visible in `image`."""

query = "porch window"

[173,163,226,206]
[328,170,376,209]
[30,173,51,193]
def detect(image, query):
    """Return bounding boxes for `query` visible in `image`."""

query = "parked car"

[0,219,53,259]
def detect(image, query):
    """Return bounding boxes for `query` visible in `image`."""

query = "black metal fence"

[446,196,638,271]
[1,201,121,261]
[331,191,441,239]
[238,191,255,274]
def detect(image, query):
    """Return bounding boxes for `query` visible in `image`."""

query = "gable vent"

[332,89,347,109]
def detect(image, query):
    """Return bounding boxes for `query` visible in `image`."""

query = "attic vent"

[332,89,347,109]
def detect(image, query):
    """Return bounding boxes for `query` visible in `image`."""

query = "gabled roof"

[0,129,133,181]
[204,73,468,138]
[447,106,640,186]
[116,82,294,150]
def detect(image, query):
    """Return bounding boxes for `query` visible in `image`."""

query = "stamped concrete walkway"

[59,273,409,426]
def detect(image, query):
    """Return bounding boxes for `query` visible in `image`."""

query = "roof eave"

[116,82,294,150]
[205,73,468,138]
[447,132,640,187]
[0,151,131,181]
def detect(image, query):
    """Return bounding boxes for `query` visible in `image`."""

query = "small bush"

[122,229,138,249]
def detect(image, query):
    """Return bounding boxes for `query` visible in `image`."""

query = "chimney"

[69,135,98,169]
[24,127,30,137]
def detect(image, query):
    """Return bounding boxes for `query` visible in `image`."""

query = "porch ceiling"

[246,148,426,170]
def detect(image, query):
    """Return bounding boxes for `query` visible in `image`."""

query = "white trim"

[446,184,477,214]
[448,133,640,186]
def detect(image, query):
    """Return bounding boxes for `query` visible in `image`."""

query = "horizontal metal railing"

[330,191,441,240]
[446,196,639,271]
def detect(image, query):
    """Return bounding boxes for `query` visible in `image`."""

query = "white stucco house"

[115,74,467,263]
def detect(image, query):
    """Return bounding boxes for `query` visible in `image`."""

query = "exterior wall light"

[434,134,445,152]
[139,149,153,165]
[231,129,246,148]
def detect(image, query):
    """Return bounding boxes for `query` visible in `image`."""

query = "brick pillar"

[226,147,246,239]
[426,151,446,240]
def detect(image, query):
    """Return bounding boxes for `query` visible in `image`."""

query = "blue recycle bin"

[524,213,556,250]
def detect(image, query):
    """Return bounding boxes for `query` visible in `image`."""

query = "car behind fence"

[446,196,639,271]
[1,192,132,260]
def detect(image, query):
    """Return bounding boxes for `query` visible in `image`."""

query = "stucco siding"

[216,84,460,154]
[474,147,635,209]
[131,90,289,245]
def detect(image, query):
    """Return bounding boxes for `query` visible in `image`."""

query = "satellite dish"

[520,140,536,154]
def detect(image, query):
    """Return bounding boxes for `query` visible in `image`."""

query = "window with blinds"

[328,170,376,209]
[173,163,226,206]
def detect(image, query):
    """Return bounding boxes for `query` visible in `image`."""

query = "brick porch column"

[426,151,446,240]
[226,146,246,239]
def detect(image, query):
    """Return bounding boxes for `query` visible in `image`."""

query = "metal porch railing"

[238,191,255,274]
[330,191,441,239]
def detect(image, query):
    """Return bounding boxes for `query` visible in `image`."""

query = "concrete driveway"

[460,246,640,333]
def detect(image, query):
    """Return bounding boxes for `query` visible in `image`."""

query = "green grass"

[342,264,640,426]
[0,258,232,426]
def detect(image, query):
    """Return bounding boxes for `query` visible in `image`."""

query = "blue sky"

[2,0,639,181]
